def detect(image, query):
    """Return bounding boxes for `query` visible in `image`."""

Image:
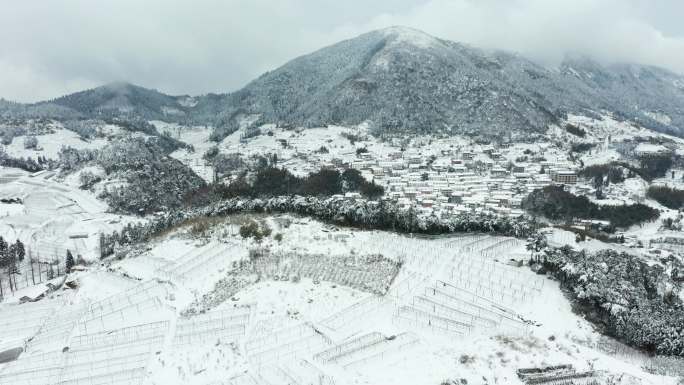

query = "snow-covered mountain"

[1,82,194,121]
[48,82,190,119]
[4,26,684,140]
[208,26,684,139]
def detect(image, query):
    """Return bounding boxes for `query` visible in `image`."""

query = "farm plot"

[379,234,539,338]
[156,242,247,285]
[77,280,171,334]
[313,331,419,369]
[173,306,252,346]
[0,350,65,385]
[251,251,400,295]
[0,172,134,269]
[25,303,89,353]
[317,294,392,333]
[0,300,60,347]
[246,322,333,367]
[254,359,336,385]
[57,324,167,385]
[0,321,168,385]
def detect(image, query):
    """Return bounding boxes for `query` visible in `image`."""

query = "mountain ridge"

[2,26,684,140]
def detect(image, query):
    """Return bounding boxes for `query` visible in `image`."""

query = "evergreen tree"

[5,243,18,291]
[66,250,75,273]
[0,236,6,267]
[593,175,603,199]
[15,240,25,262]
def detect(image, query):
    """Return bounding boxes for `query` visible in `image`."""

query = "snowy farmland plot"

[0,213,678,385]
[0,168,137,263]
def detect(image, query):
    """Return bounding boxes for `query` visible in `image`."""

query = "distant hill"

[1,82,195,122]
[47,82,190,119]
[3,26,684,141]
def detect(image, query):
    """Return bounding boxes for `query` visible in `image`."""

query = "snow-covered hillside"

[0,214,679,385]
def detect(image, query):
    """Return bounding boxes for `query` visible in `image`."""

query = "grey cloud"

[1,0,683,102]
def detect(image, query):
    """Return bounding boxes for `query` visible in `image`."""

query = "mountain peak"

[377,26,442,49]
[99,81,143,93]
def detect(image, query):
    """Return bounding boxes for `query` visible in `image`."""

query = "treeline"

[0,155,46,172]
[647,186,684,210]
[580,157,675,183]
[0,237,26,292]
[534,246,684,357]
[579,164,625,184]
[523,185,659,228]
[102,196,534,257]
[185,167,384,207]
[636,154,675,181]
[564,123,586,138]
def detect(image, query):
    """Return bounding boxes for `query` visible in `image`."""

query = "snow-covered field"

[4,129,109,161]
[0,167,137,265]
[153,122,217,182]
[0,214,678,385]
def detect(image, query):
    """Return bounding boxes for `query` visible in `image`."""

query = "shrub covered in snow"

[78,170,102,190]
[23,135,38,149]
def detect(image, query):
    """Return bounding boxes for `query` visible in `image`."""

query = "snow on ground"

[0,213,678,385]
[1,117,683,383]
[229,278,368,326]
[652,169,684,189]
[218,125,366,177]
[152,121,217,182]
[545,227,652,258]
[0,166,138,268]
[4,129,109,161]
[565,113,684,144]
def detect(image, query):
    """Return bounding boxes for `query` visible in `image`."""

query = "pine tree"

[6,243,18,291]
[15,240,25,262]
[0,236,6,268]
[66,250,75,273]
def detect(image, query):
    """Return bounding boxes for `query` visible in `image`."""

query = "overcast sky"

[2,0,684,103]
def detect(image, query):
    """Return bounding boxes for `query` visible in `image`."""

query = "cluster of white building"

[347,147,579,218]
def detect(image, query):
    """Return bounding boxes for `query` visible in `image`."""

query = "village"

[207,121,676,225]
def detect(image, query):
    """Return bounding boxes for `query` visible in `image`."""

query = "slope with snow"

[1,214,679,385]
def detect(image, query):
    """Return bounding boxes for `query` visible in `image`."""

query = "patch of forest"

[532,245,684,357]
[647,186,684,210]
[522,185,659,228]
[59,136,204,215]
[184,166,384,207]
[580,155,675,183]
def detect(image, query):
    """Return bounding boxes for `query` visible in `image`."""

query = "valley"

[0,25,683,385]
